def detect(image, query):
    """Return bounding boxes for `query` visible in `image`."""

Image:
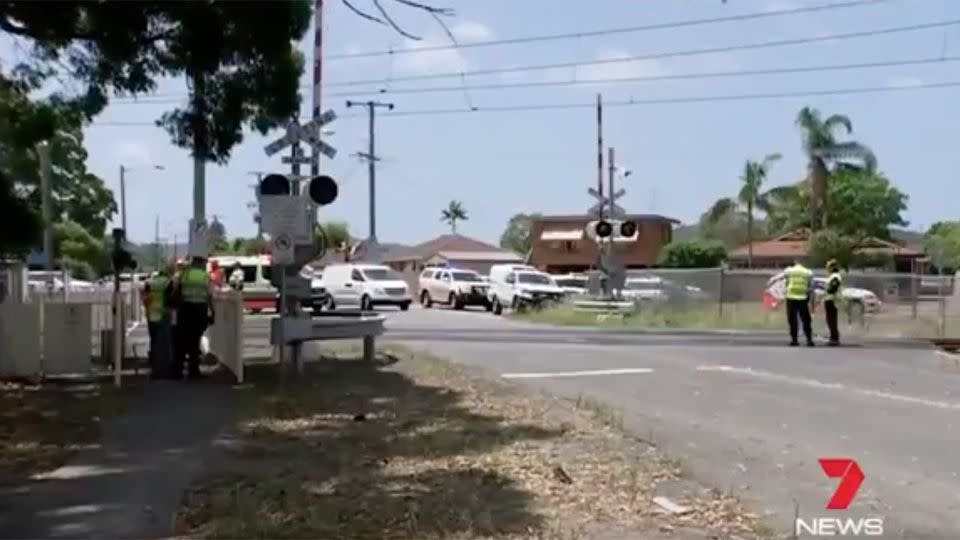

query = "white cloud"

[396,20,493,75]
[885,76,924,88]
[575,49,665,83]
[114,140,154,166]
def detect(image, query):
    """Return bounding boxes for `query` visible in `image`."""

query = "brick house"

[528,214,680,273]
[381,234,522,289]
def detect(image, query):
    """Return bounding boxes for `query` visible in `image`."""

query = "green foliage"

[499,213,540,254]
[698,209,750,248]
[317,221,350,251]
[807,229,893,270]
[924,221,960,270]
[440,200,468,234]
[53,220,110,276]
[658,239,727,268]
[0,1,311,163]
[0,171,40,258]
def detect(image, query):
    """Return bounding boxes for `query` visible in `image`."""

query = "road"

[185,306,960,538]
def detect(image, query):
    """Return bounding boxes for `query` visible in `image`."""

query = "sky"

[4,0,960,246]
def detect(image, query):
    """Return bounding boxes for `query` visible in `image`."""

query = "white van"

[487,264,565,315]
[323,263,412,311]
[207,254,275,312]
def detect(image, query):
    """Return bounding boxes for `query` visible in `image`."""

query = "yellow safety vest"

[148,274,170,321]
[824,272,842,302]
[180,268,209,305]
[785,264,813,300]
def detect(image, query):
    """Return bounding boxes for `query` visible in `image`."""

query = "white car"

[621,276,669,302]
[765,272,881,314]
[553,273,588,296]
[323,263,411,311]
[418,267,491,310]
[487,264,565,315]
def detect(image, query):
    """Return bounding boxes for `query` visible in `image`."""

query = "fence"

[614,267,960,339]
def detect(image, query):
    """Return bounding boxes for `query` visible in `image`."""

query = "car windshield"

[517,272,551,285]
[556,278,586,288]
[625,280,660,290]
[362,268,399,280]
[452,271,481,282]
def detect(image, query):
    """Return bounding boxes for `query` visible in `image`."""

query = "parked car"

[323,263,411,311]
[765,271,881,316]
[487,264,565,315]
[419,267,491,310]
[306,269,331,312]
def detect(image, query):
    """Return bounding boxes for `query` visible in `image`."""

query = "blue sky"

[5,0,959,245]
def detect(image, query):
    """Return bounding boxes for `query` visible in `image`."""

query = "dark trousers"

[824,300,840,344]
[786,298,813,344]
[173,307,208,378]
[147,317,173,378]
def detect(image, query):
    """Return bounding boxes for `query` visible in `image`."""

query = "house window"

[563,241,575,251]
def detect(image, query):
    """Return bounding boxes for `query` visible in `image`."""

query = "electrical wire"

[326,0,893,60]
[89,80,960,125]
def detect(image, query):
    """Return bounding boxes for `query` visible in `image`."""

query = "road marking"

[501,368,654,379]
[696,365,960,410]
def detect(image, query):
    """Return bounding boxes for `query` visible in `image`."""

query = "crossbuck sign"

[587,187,627,219]
[263,109,338,159]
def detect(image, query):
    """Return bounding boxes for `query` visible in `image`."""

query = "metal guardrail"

[270,310,387,367]
[571,299,636,314]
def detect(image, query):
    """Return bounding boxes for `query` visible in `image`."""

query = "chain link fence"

[612,267,960,339]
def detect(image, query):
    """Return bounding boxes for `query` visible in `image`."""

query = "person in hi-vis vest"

[823,259,842,346]
[143,264,174,378]
[171,256,215,379]
[784,259,815,347]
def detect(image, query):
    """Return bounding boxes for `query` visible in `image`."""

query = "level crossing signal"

[257,173,339,206]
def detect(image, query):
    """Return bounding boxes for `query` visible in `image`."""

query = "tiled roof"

[730,229,924,259]
[536,213,681,224]
[434,250,523,262]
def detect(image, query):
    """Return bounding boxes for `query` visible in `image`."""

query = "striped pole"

[311,0,323,178]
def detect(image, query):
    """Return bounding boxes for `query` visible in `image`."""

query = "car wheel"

[420,290,432,308]
[484,300,493,312]
[327,298,336,311]
[492,297,503,315]
[450,293,465,310]
[400,302,410,312]
[512,296,527,313]
[361,294,372,311]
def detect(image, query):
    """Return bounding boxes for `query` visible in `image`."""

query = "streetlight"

[119,164,165,233]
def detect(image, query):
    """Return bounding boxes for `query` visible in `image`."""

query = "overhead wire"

[89,80,960,125]
[325,0,893,60]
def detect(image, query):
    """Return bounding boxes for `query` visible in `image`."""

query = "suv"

[419,268,491,310]
[487,264,565,315]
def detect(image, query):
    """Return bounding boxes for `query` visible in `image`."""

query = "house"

[728,228,925,272]
[528,214,680,273]
[381,234,523,289]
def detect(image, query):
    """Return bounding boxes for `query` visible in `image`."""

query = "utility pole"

[345,100,393,244]
[311,0,324,180]
[38,141,53,270]
[154,215,160,269]
[119,165,127,233]
[597,94,604,209]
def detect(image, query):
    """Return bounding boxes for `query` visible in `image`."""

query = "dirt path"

[0,379,236,539]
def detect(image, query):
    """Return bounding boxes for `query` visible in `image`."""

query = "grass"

[175,344,772,540]
[514,302,782,331]
[0,378,127,486]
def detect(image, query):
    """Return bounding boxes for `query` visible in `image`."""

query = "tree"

[796,106,877,230]
[0,171,40,258]
[705,153,780,267]
[54,220,110,278]
[318,221,350,251]
[499,213,539,254]
[924,221,960,271]
[440,200,468,234]
[658,239,727,268]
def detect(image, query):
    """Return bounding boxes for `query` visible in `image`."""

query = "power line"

[101,55,960,105]
[326,0,892,60]
[108,17,960,102]
[322,18,960,87]
[89,80,960,126]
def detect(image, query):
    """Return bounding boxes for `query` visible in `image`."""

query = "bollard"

[363,335,375,362]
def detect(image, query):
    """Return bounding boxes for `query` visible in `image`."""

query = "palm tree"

[440,200,468,234]
[706,153,781,268]
[795,106,877,231]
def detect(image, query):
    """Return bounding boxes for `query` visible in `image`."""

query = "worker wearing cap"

[784,259,815,347]
[823,259,843,346]
[171,256,215,379]
[143,264,174,379]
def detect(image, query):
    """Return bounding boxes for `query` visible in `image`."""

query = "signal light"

[259,173,291,196]
[595,220,613,238]
[620,220,638,238]
[307,175,338,206]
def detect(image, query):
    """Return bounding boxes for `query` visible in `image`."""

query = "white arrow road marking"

[696,364,960,410]
[501,368,654,379]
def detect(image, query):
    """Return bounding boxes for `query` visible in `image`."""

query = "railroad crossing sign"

[587,187,627,219]
[263,109,338,158]
[272,233,294,264]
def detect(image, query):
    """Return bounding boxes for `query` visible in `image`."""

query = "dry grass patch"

[176,345,771,539]
[0,379,126,485]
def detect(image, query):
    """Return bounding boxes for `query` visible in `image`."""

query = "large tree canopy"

[499,213,539,255]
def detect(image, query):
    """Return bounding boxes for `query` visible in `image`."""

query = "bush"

[658,239,727,268]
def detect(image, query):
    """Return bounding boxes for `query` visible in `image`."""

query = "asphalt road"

[197,306,960,538]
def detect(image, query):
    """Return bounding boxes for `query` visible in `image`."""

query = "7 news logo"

[794,458,885,537]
